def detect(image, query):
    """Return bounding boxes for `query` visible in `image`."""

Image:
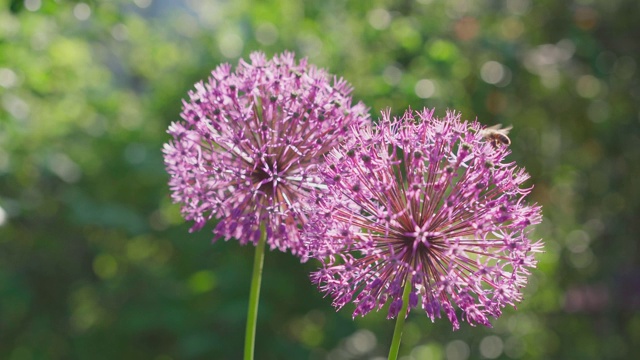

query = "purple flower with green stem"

[163,51,368,359]
[305,108,542,359]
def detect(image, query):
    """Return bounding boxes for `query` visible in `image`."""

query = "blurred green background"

[1,0,639,359]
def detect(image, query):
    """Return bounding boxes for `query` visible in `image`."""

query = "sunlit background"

[1,0,639,359]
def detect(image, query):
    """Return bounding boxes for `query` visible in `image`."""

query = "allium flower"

[306,108,543,329]
[163,52,369,256]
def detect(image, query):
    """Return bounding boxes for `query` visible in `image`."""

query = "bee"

[480,124,512,148]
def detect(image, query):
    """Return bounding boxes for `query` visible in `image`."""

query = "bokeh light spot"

[126,236,155,262]
[480,61,506,85]
[540,70,561,89]
[402,322,422,347]
[504,336,526,358]
[506,0,531,15]
[299,322,323,347]
[219,32,244,59]
[24,0,41,12]
[411,343,444,360]
[576,75,601,98]
[93,254,118,279]
[188,270,217,294]
[500,18,524,40]
[70,286,103,332]
[452,58,471,79]
[368,9,392,30]
[297,34,323,58]
[255,23,278,45]
[507,313,536,335]
[50,39,91,67]
[565,229,591,253]
[344,330,376,355]
[288,311,326,347]
[383,65,402,85]
[134,0,153,9]
[390,19,421,51]
[479,336,504,359]
[48,153,82,183]
[73,3,91,21]
[569,249,595,269]
[111,24,129,41]
[454,17,479,41]
[0,205,6,227]
[2,94,29,120]
[415,79,436,98]
[428,40,458,62]
[0,68,18,88]
[574,6,599,30]
[445,339,470,360]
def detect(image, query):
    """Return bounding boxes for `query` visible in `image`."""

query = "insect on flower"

[480,124,513,148]
[304,109,542,330]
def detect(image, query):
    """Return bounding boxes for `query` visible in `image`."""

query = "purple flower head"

[306,108,543,329]
[163,51,369,257]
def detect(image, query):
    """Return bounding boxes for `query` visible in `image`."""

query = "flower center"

[401,229,441,257]
[253,161,275,192]
[252,156,290,197]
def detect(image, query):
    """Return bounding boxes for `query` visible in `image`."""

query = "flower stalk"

[388,274,413,360]
[244,223,267,360]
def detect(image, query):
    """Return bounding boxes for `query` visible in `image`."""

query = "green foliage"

[1,0,639,359]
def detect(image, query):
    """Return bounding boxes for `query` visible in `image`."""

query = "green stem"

[388,275,413,360]
[244,223,267,360]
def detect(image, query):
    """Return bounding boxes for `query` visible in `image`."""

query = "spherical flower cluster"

[163,51,369,257]
[306,108,543,329]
